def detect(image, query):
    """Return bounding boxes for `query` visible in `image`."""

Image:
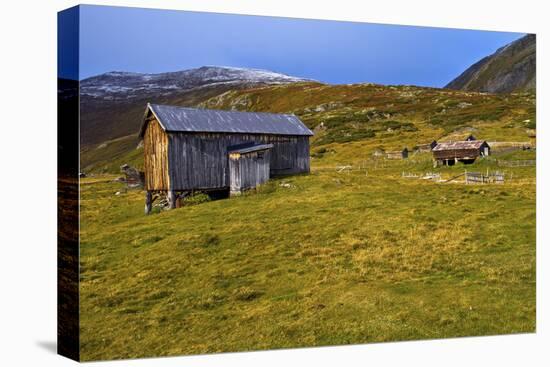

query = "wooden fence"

[496,160,536,167]
[402,171,441,180]
[465,171,505,184]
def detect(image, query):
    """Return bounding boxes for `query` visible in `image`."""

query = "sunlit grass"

[79,156,535,360]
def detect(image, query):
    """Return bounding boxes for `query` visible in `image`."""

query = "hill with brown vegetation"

[80,66,314,147]
[81,80,535,173]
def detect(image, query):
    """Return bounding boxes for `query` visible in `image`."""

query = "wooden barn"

[386,148,409,160]
[432,140,490,166]
[139,103,313,213]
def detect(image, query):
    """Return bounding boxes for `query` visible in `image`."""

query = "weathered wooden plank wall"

[433,147,482,160]
[229,150,271,194]
[167,132,309,191]
[143,118,170,190]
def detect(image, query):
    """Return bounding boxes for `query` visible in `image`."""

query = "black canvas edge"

[57,5,81,362]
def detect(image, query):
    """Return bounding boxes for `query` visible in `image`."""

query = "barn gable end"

[432,139,490,165]
[143,116,170,191]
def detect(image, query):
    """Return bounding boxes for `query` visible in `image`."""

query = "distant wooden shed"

[139,104,313,213]
[372,148,385,158]
[386,148,408,159]
[432,140,490,166]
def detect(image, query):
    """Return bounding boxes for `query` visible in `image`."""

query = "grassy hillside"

[78,82,536,360]
[80,82,535,174]
[79,152,535,360]
[80,83,269,147]
[80,134,143,173]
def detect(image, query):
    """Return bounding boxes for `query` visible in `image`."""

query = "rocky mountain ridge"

[445,34,536,93]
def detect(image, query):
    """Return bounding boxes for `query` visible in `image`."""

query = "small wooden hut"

[432,140,490,166]
[386,148,408,160]
[139,104,313,213]
[228,143,273,196]
[372,148,385,158]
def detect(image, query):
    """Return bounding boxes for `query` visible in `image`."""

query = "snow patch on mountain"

[80,66,314,100]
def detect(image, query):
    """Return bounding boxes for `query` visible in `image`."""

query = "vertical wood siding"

[229,150,271,193]
[167,132,310,191]
[433,147,485,160]
[143,118,170,190]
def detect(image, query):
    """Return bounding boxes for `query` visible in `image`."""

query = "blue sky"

[61,5,524,87]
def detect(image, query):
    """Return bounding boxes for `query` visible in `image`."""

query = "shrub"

[182,192,211,206]
[445,100,460,107]
[196,291,225,309]
[200,234,220,247]
[321,112,372,128]
[381,120,418,132]
[140,235,164,245]
[315,127,375,145]
[311,147,328,158]
[257,181,277,194]
[233,287,261,301]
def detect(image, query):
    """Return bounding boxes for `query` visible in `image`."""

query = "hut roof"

[432,140,487,151]
[228,143,274,154]
[386,147,408,153]
[139,103,313,138]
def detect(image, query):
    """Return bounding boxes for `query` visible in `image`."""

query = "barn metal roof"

[432,140,487,151]
[140,103,313,137]
[228,143,274,154]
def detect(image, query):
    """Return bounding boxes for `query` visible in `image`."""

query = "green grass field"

[79,152,535,360]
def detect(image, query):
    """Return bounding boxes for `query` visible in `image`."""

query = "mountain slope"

[80,66,314,146]
[81,66,313,101]
[445,34,536,93]
[82,82,536,173]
